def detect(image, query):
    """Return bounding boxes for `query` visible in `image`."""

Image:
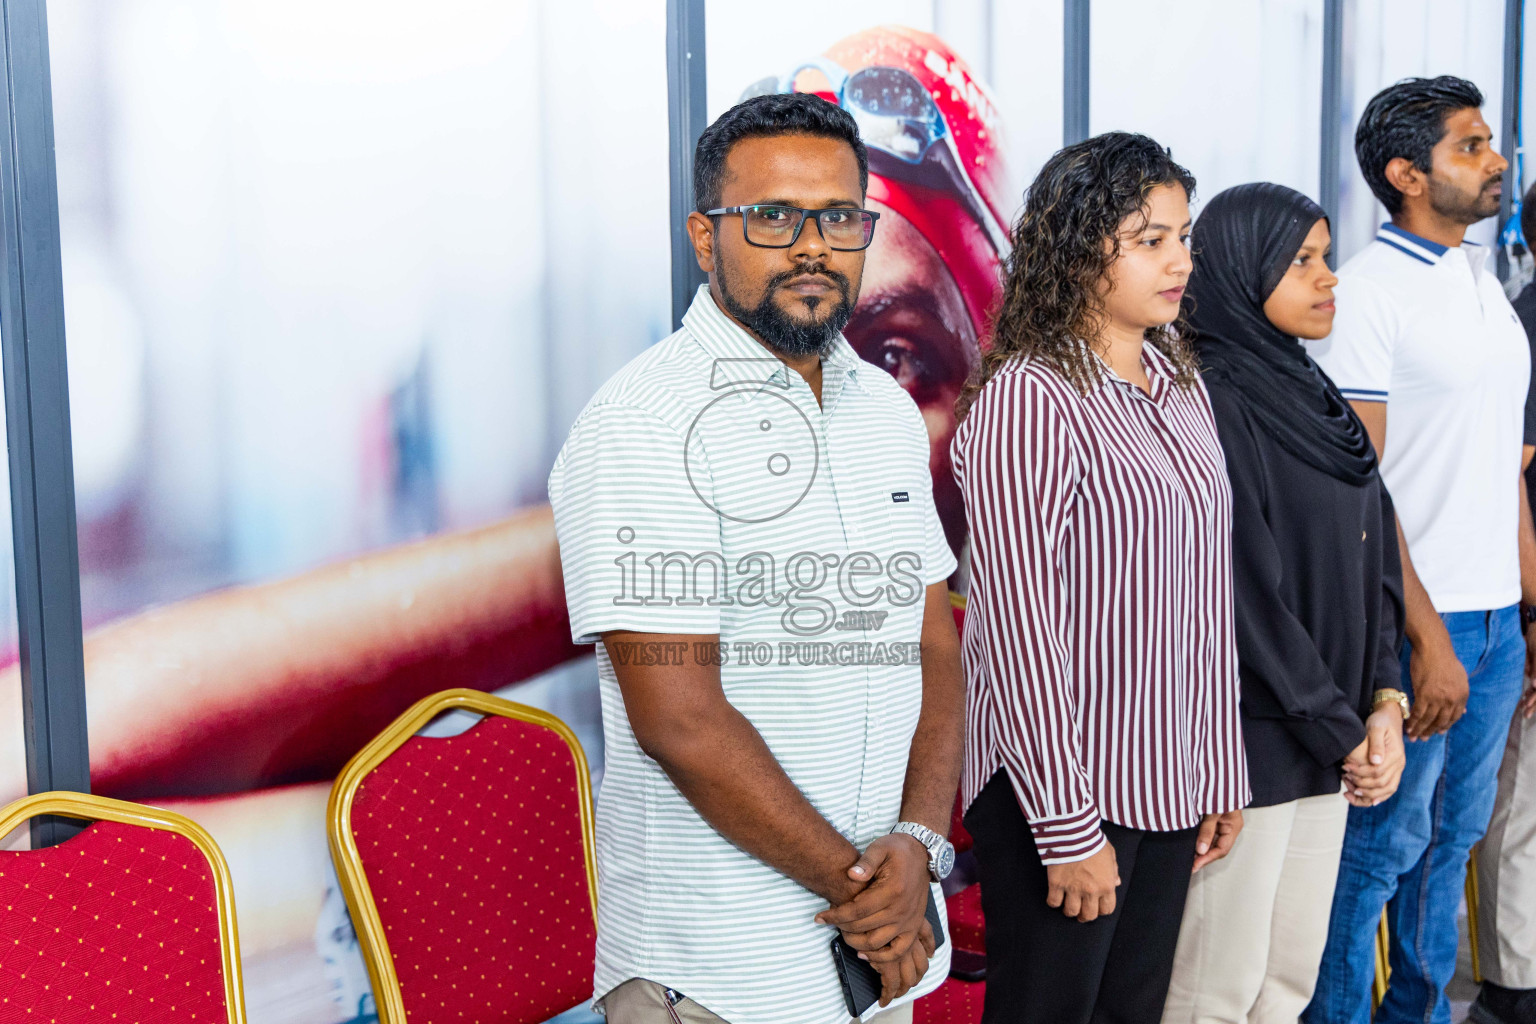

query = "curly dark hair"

[956,132,1198,418]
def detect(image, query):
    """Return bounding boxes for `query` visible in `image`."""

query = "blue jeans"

[1303,606,1526,1024]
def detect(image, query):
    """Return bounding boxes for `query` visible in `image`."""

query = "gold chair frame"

[1373,908,1390,1010]
[1467,854,1483,983]
[327,687,598,1024]
[0,791,248,1024]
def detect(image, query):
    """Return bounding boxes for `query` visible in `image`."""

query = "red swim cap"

[773,26,1011,338]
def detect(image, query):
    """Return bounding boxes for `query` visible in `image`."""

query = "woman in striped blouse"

[952,132,1249,1024]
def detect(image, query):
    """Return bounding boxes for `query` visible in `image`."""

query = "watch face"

[935,842,955,880]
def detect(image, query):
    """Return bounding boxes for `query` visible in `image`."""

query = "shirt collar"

[1377,222,1449,265]
[681,284,868,399]
[1464,237,1490,276]
[1090,340,1177,402]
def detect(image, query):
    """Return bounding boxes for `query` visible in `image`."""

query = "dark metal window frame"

[1320,0,1344,262]
[1064,0,1090,145]
[0,0,89,847]
[1499,0,1522,282]
[667,0,707,329]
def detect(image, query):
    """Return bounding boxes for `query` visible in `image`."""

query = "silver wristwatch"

[889,821,955,881]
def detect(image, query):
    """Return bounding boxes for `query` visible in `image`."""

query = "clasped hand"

[1342,706,1407,806]
[815,834,935,1007]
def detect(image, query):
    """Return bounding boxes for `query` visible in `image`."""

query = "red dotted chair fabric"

[915,976,986,1024]
[0,819,230,1023]
[935,590,986,1019]
[949,796,974,854]
[945,884,985,958]
[349,712,596,1024]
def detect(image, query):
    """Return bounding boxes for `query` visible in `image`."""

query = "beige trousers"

[1477,707,1536,988]
[598,977,916,1024]
[1161,792,1349,1024]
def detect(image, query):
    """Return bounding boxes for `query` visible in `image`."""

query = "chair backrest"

[0,791,246,1024]
[328,687,598,1024]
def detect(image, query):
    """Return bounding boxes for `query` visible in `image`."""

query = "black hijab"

[1187,183,1378,486]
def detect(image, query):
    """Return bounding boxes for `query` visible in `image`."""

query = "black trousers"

[964,769,1199,1024]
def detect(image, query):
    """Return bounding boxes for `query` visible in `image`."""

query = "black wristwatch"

[1521,604,1536,631]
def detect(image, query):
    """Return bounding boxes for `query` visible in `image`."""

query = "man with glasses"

[548,93,964,1024]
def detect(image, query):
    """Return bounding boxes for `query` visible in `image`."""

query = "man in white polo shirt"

[548,93,964,1024]
[1303,76,1535,1024]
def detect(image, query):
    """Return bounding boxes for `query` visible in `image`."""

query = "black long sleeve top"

[1205,380,1406,808]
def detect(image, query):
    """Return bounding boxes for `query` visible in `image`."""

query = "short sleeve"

[1306,275,1396,403]
[549,402,724,643]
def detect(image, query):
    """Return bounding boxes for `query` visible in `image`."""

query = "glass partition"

[1091,0,1325,212]
[1336,0,1507,260]
[47,0,667,1019]
[0,394,24,850]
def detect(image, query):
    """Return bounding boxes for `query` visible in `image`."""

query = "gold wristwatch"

[1371,687,1411,720]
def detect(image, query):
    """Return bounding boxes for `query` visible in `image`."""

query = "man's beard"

[1428,171,1503,224]
[716,249,857,358]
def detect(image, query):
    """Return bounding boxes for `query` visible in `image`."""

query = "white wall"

[1091,0,1325,214]
[1337,0,1509,261]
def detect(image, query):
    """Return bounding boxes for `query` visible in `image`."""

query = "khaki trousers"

[1477,707,1536,988]
[598,977,917,1024]
[1161,792,1349,1024]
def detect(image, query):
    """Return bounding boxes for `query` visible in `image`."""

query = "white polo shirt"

[548,286,955,1024]
[1305,223,1529,613]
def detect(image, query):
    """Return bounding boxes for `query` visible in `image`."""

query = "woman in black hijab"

[1160,183,1408,1024]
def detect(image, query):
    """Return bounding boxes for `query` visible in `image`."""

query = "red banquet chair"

[915,592,986,1024]
[328,687,598,1024]
[0,791,247,1024]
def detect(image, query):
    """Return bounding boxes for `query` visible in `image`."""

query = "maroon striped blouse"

[952,346,1249,865]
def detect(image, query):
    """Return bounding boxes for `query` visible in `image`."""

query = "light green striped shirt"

[549,286,956,1023]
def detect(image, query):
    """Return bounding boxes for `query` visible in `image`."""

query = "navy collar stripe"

[1376,222,1449,264]
[1377,236,1437,266]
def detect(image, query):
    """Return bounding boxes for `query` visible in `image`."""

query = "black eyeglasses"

[705,205,881,251]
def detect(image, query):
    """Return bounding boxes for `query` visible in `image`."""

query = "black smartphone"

[830,888,946,1018]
